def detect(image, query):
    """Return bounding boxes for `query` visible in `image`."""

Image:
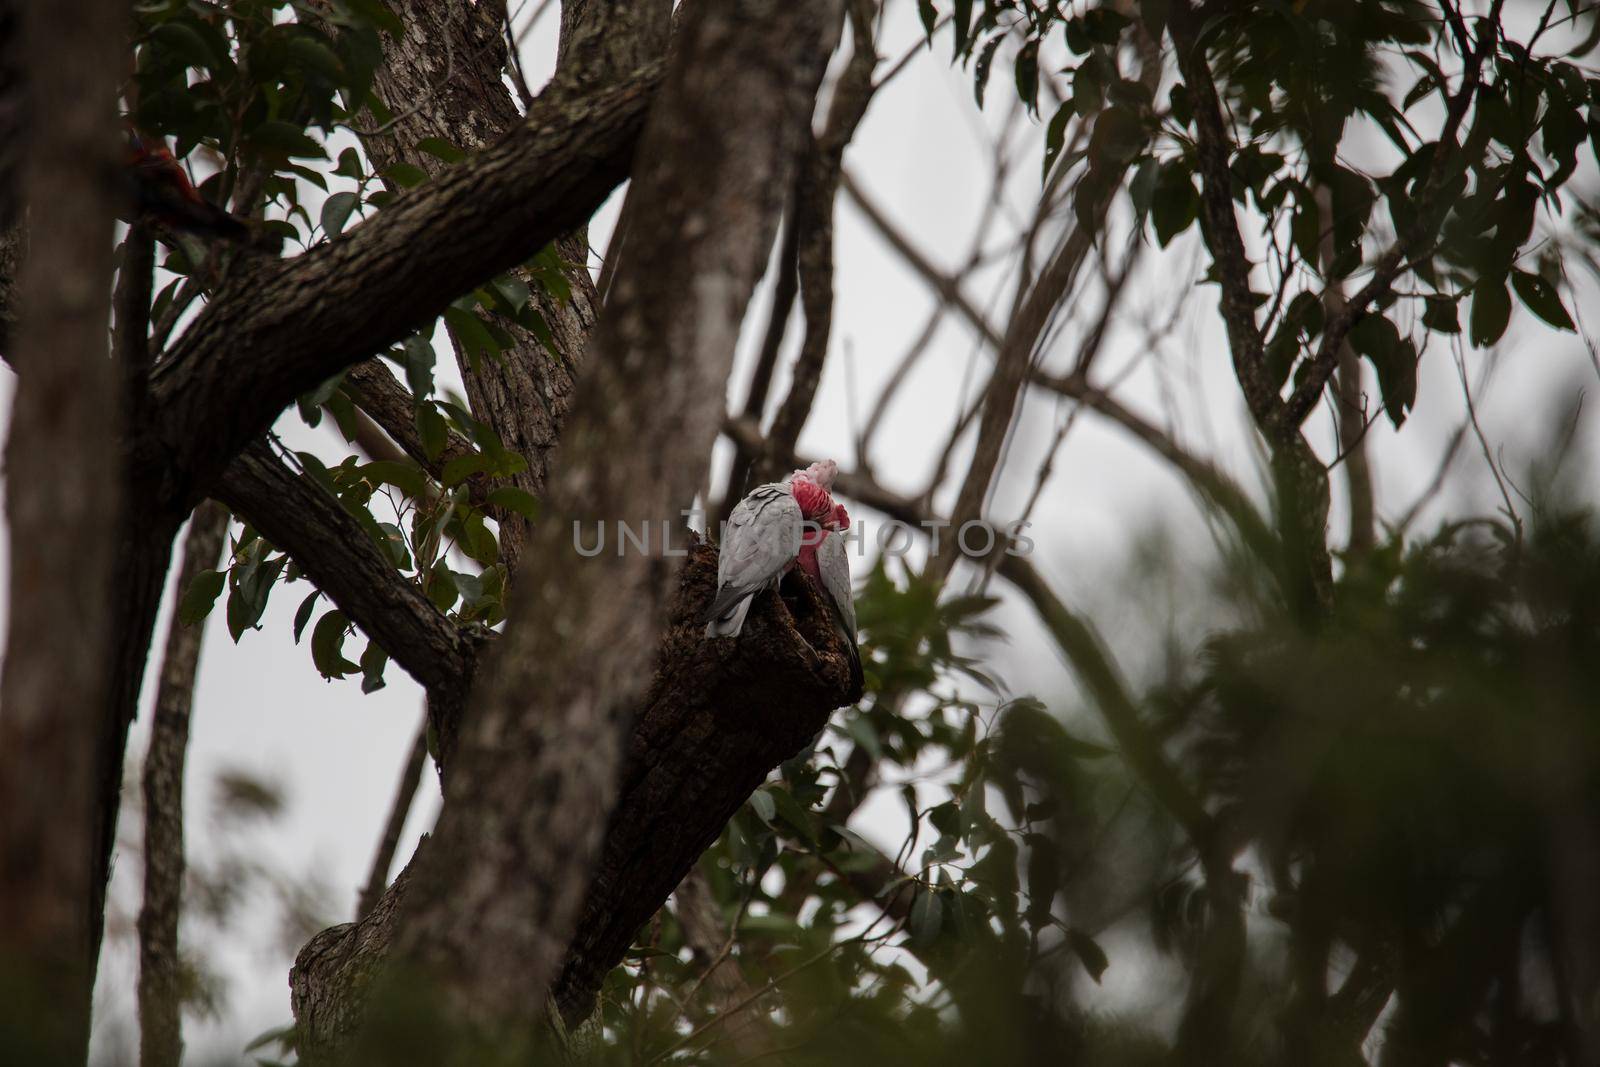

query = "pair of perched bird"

[702,460,859,681]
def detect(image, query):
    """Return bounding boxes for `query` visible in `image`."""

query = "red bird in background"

[122,134,252,243]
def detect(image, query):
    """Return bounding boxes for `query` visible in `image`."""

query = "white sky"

[0,1,1595,1062]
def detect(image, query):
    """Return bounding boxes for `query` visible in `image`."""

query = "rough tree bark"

[284,1,847,1058]
[353,0,629,572]
[0,0,125,1062]
[137,503,230,1067]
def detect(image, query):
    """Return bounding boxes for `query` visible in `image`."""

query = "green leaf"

[285,35,345,81]
[972,35,1002,109]
[311,610,359,679]
[1469,277,1512,348]
[917,0,936,41]
[384,162,428,188]
[320,191,358,238]
[1151,160,1199,247]
[359,641,388,694]
[426,560,459,613]
[1025,832,1060,929]
[457,511,500,566]
[441,452,490,488]
[443,306,501,372]
[415,136,465,164]
[1511,269,1575,331]
[246,121,324,161]
[401,334,434,398]
[769,786,817,844]
[487,486,539,519]
[1067,929,1110,983]
[952,0,973,57]
[1013,39,1039,114]
[1423,295,1461,334]
[292,590,321,644]
[1041,101,1074,183]
[178,569,226,627]
[749,788,777,824]
[150,20,227,73]
[341,0,404,35]
[910,888,944,947]
[415,404,448,462]
[359,459,427,499]
[335,147,364,179]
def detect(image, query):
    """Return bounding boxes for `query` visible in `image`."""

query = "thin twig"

[357,715,430,919]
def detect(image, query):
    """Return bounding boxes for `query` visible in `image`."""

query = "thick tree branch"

[148,65,662,510]
[213,441,478,700]
[1168,2,1335,611]
[137,502,230,1067]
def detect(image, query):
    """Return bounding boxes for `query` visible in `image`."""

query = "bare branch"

[760,0,881,479]
[138,502,229,1067]
[841,170,1002,348]
[1167,0,1280,433]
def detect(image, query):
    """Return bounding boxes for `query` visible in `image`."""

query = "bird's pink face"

[827,503,850,532]
[790,474,835,522]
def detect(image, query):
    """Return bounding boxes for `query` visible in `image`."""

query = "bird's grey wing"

[817,531,857,642]
[717,488,801,595]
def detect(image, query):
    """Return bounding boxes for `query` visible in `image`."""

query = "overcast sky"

[0,2,1595,1062]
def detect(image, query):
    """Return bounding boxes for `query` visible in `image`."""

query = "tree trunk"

[0,0,125,1061]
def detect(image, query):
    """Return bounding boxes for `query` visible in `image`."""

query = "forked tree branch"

[148,65,663,509]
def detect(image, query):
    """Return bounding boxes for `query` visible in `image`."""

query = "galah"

[122,133,253,242]
[808,503,861,691]
[702,461,839,638]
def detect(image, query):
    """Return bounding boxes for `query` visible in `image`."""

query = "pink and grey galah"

[808,503,863,690]
[702,460,855,646]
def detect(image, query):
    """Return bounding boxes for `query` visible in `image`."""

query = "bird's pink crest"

[802,459,838,491]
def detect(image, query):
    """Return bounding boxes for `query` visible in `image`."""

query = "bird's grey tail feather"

[704,595,754,638]
[700,583,748,628]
